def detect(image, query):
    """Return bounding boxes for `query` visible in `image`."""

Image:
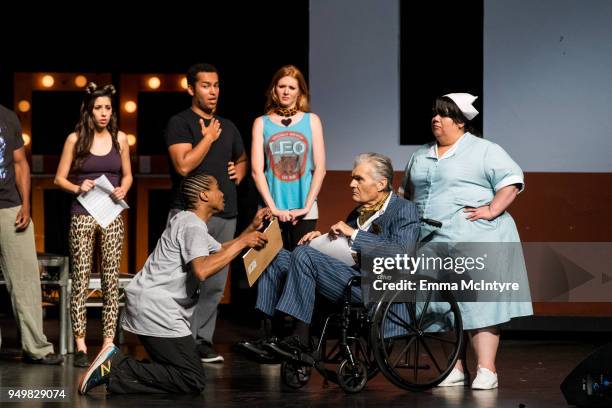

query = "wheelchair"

[279,219,465,393]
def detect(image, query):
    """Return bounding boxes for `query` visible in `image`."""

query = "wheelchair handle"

[420,218,442,228]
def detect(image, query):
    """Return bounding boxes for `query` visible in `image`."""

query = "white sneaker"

[437,367,466,387]
[471,366,498,390]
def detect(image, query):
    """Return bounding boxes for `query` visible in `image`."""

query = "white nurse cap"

[444,93,479,120]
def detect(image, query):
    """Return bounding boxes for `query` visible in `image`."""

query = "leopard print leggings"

[69,214,124,340]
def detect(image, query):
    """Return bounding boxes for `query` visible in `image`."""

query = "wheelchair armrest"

[347,276,361,287]
[344,276,362,303]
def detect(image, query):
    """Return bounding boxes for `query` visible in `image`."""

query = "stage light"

[41,75,55,88]
[148,77,161,89]
[127,134,137,146]
[18,100,31,113]
[74,75,88,87]
[22,133,31,146]
[124,101,137,113]
[180,77,188,89]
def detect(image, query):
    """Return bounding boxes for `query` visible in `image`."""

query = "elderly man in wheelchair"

[238,153,467,392]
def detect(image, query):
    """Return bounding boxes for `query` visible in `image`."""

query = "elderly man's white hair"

[353,153,394,192]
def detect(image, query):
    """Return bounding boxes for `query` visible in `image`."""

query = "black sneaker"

[197,343,224,363]
[22,352,64,365]
[73,351,90,368]
[78,344,119,395]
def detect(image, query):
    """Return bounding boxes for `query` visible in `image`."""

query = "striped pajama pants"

[255,245,361,324]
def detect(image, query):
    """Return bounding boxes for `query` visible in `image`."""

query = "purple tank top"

[71,146,122,215]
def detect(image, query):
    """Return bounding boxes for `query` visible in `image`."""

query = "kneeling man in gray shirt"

[78,173,269,395]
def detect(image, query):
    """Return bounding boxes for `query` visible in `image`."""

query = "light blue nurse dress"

[401,132,533,329]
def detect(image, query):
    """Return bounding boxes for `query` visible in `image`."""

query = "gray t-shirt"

[122,211,221,337]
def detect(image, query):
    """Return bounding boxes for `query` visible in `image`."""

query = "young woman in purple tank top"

[54,83,132,368]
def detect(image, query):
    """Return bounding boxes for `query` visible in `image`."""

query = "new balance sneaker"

[471,366,498,390]
[437,367,466,387]
[197,343,224,363]
[78,344,119,395]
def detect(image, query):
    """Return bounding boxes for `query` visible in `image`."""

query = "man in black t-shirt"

[164,63,248,363]
[0,105,63,364]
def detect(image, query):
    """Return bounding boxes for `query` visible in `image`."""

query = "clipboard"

[242,218,283,287]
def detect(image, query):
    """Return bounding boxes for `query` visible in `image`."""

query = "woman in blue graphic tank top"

[251,65,326,250]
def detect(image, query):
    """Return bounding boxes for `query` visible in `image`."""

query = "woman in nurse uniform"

[400,93,532,390]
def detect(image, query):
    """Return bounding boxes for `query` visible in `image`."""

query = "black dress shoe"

[235,338,281,364]
[22,352,64,365]
[263,336,313,363]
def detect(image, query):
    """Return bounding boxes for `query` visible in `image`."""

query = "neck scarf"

[358,192,390,226]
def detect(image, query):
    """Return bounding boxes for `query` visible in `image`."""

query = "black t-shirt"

[0,105,24,209]
[164,108,245,218]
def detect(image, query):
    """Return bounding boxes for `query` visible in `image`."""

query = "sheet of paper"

[307,233,355,266]
[76,175,129,228]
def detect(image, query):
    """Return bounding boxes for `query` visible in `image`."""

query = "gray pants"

[167,209,236,345]
[0,205,54,358]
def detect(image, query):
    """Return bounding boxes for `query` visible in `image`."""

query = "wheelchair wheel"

[337,359,367,393]
[315,321,384,386]
[370,280,464,391]
[281,360,311,389]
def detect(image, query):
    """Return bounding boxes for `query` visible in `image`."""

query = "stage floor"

[0,313,604,407]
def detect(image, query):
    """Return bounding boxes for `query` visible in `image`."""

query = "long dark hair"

[264,65,310,114]
[433,96,482,137]
[72,83,120,170]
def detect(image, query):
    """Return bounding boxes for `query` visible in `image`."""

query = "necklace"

[276,106,298,127]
